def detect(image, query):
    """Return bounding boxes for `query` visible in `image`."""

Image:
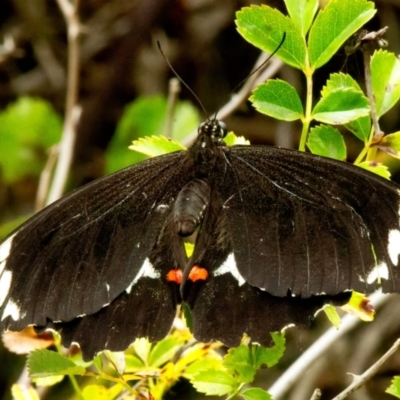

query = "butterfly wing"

[53,213,185,361]
[182,187,350,347]
[215,145,400,297]
[0,151,189,331]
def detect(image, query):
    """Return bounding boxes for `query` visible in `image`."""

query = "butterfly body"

[1,119,400,360]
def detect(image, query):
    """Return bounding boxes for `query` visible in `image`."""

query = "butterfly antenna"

[157,41,209,121]
[214,32,286,120]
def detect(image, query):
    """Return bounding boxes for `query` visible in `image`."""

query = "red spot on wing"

[166,269,182,284]
[188,265,208,282]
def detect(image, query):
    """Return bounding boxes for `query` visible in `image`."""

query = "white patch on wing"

[125,258,160,294]
[213,253,246,286]
[388,229,400,265]
[105,283,110,293]
[366,262,389,284]
[0,234,16,275]
[0,270,12,306]
[1,299,20,321]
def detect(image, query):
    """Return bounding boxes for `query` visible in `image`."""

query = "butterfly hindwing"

[0,151,189,330]
[182,189,351,346]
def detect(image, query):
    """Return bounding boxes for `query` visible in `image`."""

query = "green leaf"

[307,125,346,160]
[149,336,183,367]
[124,355,145,372]
[33,375,64,387]
[182,303,193,332]
[191,370,237,396]
[321,72,363,96]
[375,132,400,159]
[345,115,371,142]
[92,354,103,373]
[103,351,126,375]
[223,345,255,384]
[253,332,286,369]
[184,241,194,257]
[132,338,152,364]
[82,383,124,400]
[0,97,62,183]
[358,161,391,180]
[371,49,400,117]
[341,291,375,321]
[386,376,400,398]
[250,80,303,121]
[224,132,250,146]
[312,88,370,124]
[106,96,197,173]
[129,136,185,157]
[28,349,85,377]
[236,6,306,69]
[241,387,273,400]
[308,0,376,69]
[323,305,342,328]
[285,0,318,36]
[185,358,223,377]
[318,73,371,140]
[11,384,40,400]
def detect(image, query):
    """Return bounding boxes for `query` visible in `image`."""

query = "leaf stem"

[299,69,313,152]
[363,47,379,162]
[353,143,369,165]
[68,374,84,400]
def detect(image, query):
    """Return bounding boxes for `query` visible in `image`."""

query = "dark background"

[1,0,400,399]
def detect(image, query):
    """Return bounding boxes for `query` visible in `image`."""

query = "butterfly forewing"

[53,212,186,361]
[0,151,189,330]
[217,146,400,297]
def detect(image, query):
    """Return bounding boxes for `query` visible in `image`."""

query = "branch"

[164,77,181,138]
[267,291,389,399]
[331,338,400,400]
[310,388,322,400]
[47,0,82,205]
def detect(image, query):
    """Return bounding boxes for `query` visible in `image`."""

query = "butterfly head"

[198,119,227,148]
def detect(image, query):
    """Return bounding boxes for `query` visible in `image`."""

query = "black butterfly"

[1,119,400,360]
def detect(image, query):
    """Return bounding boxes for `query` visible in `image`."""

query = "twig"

[331,338,400,400]
[267,291,389,399]
[0,35,23,65]
[361,30,387,142]
[47,0,82,205]
[310,388,322,400]
[164,77,181,138]
[35,145,59,211]
[345,27,388,142]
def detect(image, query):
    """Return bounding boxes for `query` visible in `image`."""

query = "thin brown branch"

[47,0,82,204]
[310,388,322,400]
[35,145,59,211]
[164,77,181,138]
[346,27,388,141]
[331,338,400,400]
[268,292,389,399]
